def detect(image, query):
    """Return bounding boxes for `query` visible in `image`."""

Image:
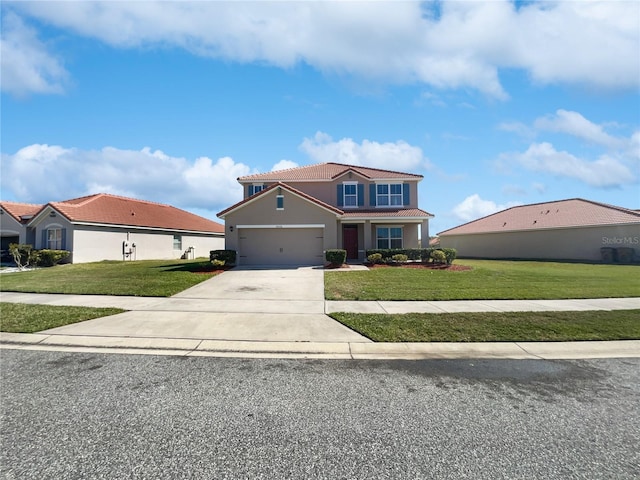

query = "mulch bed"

[325,263,472,271]
[367,263,472,271]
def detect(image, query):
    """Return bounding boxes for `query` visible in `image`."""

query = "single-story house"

[217,162,433,266]
[438,198,640,263]
[0,193,225,263]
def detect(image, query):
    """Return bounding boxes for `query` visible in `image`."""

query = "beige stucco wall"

[439,224,640,262]
[223,188,340,252]
[71,226,224,263]
[245,177,421,209]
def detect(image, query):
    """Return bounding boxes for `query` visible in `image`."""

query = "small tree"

[8,244,37,270]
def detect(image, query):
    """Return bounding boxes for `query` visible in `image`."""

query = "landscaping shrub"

[391,254,408,264]
[430,249,446,264]
[366,248,436,263]
[325,249,347,266]
[420,248,436,263]
[211,259,226,268]
[210,250,236,265]
[367,253,383,264]
[36,249,70,267]
[441,248,457,265]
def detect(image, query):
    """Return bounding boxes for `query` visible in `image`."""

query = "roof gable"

[438,198,640,236]
[32,194,224,234]
[0,201,44,223]
[238,162,423,183]
[218,182,343,218]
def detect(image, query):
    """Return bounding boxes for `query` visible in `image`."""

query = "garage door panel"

[239,228,324,265]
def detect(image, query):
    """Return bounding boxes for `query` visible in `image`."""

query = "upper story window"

[337,182,363,208]
[343,182,358,207]
[276,195,284,210]
[377,184,403,206]
[248,184,264,196]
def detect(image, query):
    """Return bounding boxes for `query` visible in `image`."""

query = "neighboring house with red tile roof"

[1,194,224,263]
[438,198,640,263]
[217,162,433,265]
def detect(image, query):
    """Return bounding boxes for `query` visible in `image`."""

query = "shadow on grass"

[152,261,233,273]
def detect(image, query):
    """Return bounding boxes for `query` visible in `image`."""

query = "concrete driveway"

[41,266,370,343]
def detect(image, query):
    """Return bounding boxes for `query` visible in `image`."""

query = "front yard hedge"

[365,248,456,265]
[210,249,237,265]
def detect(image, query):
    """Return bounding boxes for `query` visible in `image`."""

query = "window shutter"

[357,184,364,206]
[337,184,344,207]
[248,185,254,197]
[41,229,47,249]
[61,229,67,250]
[403,184,410,206]
[369,184,376,206]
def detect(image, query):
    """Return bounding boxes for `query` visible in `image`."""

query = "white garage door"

[238,227,324,266]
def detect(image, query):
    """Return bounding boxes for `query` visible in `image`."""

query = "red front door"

[343,225,359,260]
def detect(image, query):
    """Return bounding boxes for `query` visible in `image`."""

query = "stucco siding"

[440,224,640,261]
[262,178,421,209]
[71,226,224,263]
[0,215,27,244]
[224,188,339,254]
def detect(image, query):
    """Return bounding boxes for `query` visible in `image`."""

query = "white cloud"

[0,144,253,215]
[0,12,69,97]
[452,194,520,222]
[534,110,625,149]
[511,142,636,188]
[300,131,431,172]
[7,0,638,98]
[498,121,536,140]
[271,160,298,172]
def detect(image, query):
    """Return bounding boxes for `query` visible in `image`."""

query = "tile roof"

[341,208,433,219]
[238,162,423,182]
[46,193,224,234]
[438,198,640,236]
[218,182,343,218]
[217,183,432,220]
[0,201,44,223]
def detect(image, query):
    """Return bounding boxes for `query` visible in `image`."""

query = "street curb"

[2,334,639,360]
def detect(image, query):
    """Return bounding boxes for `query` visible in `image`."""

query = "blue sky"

[1,1,638,234]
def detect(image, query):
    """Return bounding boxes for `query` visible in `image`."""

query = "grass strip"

[0,259,222,297]
[0,303,126,333]
[325,260,640,300]
[330,310,640,342]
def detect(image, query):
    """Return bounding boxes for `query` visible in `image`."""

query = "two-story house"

[217,162,433,265]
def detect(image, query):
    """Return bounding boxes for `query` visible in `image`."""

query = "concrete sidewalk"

[1,264,639,359]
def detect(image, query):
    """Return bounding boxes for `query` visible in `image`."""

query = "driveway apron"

[41,266,370,343]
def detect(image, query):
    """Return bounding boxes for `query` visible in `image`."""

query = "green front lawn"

[0,259,223,297]
[330,310,640,342]
[0,303,125,333]
[325,260,640,300]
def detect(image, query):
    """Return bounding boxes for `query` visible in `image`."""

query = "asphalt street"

[1,350,639,479]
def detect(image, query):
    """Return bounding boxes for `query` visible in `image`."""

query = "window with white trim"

[377,184,403,206]
[173,234,182,250]
[47,228,62,249]
[276,195,284,210]
[376,227,403,249]
[343,182,358,207]
[253,184,264,194]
